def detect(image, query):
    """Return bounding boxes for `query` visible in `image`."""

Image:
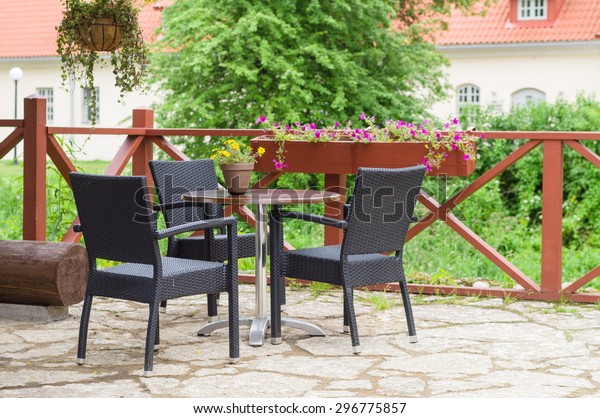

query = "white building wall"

[432,41,600,121]
[0,58,158,162]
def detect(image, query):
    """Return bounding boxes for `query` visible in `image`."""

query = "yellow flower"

[219,150,230,157]
[210,154,216,160]
[257,147,266,157]
[231,142,240,150]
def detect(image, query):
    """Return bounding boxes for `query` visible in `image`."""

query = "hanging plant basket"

[56,0,149,126]
[77,17,123,52]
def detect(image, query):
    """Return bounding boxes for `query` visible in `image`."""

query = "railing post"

[131,108,154,183]
[324,173,346,246]
[541,140,564,293]
[22,95,47,241]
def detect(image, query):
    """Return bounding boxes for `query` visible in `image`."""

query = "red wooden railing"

[1,95,599,302]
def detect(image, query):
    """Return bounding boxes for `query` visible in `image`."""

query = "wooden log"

[0,240,88,306]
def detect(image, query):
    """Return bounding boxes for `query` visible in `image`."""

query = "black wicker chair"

[270,166,426,353]
[149,159,257,319]
[70,173,239,376]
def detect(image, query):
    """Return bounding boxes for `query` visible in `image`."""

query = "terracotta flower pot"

[77,17,123,52]
[220,162,254,194]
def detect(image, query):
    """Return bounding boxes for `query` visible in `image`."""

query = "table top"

[181,188,344,205]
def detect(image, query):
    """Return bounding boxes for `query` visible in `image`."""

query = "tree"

[150,0,484,157]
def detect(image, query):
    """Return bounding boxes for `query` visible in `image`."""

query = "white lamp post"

[9,67,23,165]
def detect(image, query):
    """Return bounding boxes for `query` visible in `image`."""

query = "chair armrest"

[343,203,351,220]
[279,211,348,229]
[154,217,237,240]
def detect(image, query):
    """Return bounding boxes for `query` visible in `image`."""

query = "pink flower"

[436,132,442,139]
[454,134,460,141]
[452,117,459,125]
[255,115,266,124]
[314,131,321,139]
[463,155,470,160]
[480,133,485,139]
[309,123,316,130]
[335,121,340,128]
[360,113,366,120]
[452,143,457,151]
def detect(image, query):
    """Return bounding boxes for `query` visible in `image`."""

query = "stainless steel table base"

[197,318,252,336]
[197,317,325,346]
[248,317,270,347]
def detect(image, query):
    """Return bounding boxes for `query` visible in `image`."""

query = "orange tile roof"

[436,0,600,45]
[0,0,163,59]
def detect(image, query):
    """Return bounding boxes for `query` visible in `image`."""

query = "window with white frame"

[518,0,547,20]
[511,88,546,108]
[82,87,99,124]
[457,84,480,110]
[36,88,54,124]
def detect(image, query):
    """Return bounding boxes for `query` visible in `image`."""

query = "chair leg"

[76,294,93,365]
[269,205,283,344]
[399,279,417,343]
[343,286,361,354]
[228,287,240,363]
[343,292,350,333]
[270,270,282,344]
[207,293,219,322]
[160,300,167,313]
[154,311,160,350]
[144,301,160,377]
[279,276,286,306]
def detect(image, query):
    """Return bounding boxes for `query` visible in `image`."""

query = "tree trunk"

[0,241,88,306]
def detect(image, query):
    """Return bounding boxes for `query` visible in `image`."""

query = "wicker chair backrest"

[149,159,223,228]
[70,173,160,265]
[342,166,426,256]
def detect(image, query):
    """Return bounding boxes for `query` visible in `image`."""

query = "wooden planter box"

[251,137,476,176]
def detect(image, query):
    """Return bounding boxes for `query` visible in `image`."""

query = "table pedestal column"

[248,204,269,346]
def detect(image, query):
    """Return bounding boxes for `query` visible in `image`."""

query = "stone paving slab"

[1,284,600,398]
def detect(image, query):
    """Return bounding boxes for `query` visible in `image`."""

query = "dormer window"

[518,0,547,20]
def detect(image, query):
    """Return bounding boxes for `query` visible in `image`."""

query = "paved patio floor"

[1,284,600,398]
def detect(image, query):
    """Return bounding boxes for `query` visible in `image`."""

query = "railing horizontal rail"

[47,127,148,135]
[0,119,23,127]
[479,131,600,140]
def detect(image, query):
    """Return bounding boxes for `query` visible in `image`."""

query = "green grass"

[358,291,396,310]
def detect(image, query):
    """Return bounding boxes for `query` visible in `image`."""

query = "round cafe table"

[181,188,344,346]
